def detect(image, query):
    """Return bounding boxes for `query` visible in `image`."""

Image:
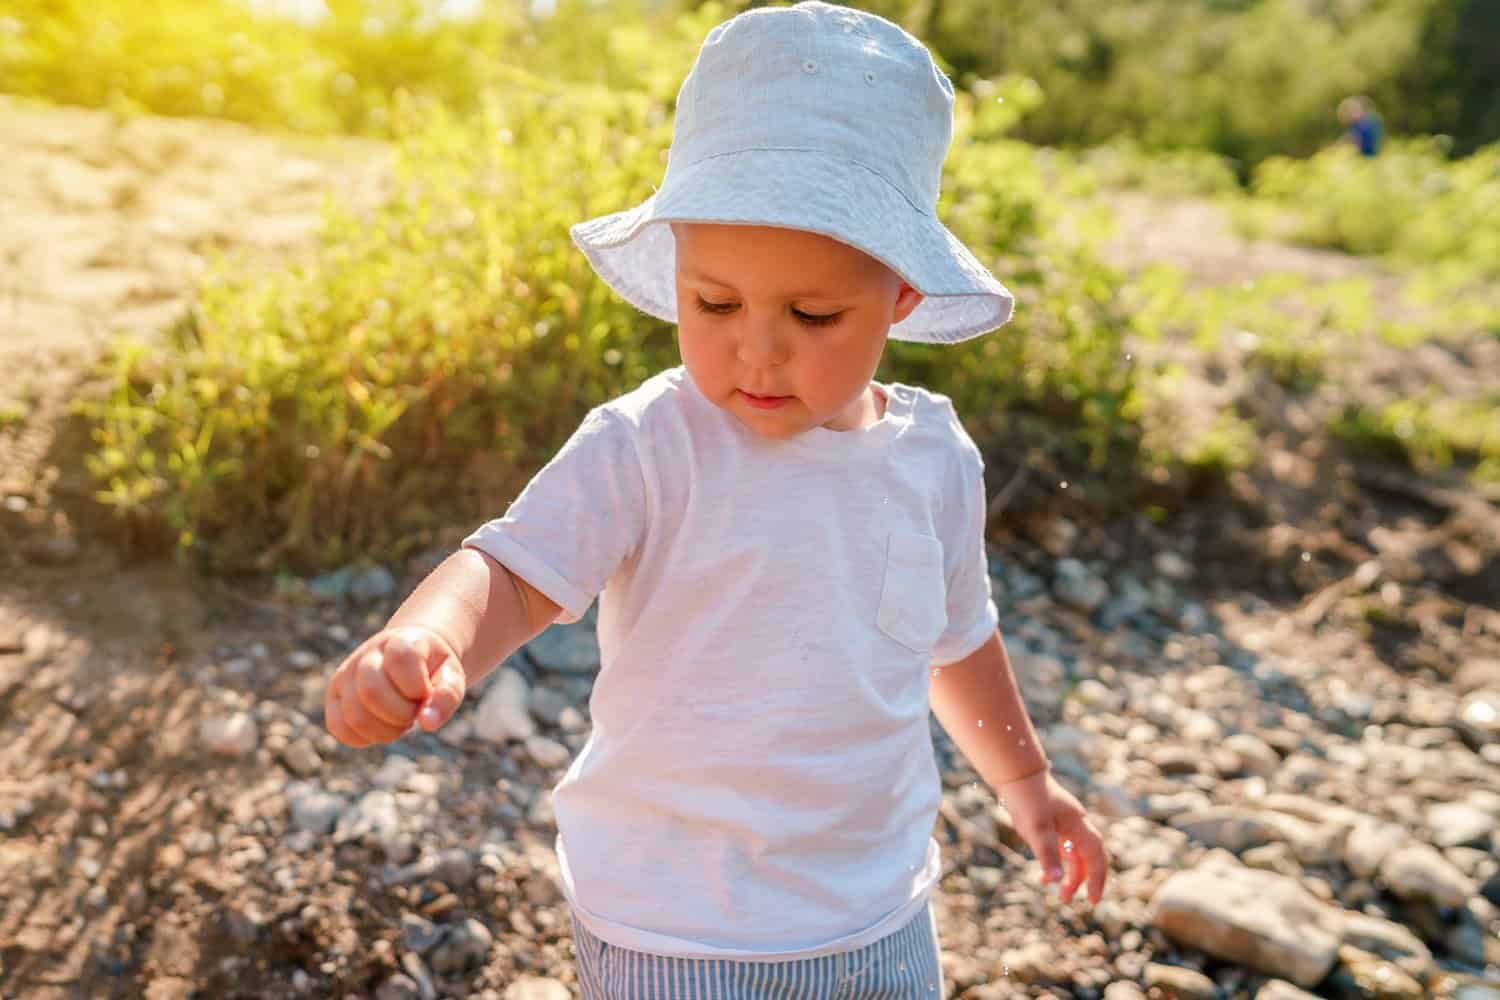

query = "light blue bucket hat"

[569,1,1014,344]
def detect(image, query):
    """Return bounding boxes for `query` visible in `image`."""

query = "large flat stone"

[1150,857,1342,988]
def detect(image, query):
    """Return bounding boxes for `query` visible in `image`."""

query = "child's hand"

[999,769,1109,905]
[324,626,467,747]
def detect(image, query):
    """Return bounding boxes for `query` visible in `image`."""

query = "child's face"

[672,223,923,439]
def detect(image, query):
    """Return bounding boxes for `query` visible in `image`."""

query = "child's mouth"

[739,390,792,410]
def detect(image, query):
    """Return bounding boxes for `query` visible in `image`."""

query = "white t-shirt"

[462,366,998,959]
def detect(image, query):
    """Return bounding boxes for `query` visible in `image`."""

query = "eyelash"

[693,296,843,328]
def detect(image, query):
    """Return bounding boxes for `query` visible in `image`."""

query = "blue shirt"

[1349,115,1382,157]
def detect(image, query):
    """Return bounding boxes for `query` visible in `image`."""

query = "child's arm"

[326,404,642,748]
[929,630,1109,904]
[928,631,1049,785]
[385,548,561,689]
[324,549,560,746]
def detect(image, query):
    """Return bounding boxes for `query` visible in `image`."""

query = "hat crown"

[669,1,954,214]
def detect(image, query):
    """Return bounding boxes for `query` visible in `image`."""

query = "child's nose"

[735,317,790,367]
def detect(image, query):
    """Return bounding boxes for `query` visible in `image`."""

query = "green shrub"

[0,0,538,135]
[83,75,676,570]
[1248,140,1500,275]
[82,65,1150,571]
[1333,396,1500,481]
[1071,139,1241,197]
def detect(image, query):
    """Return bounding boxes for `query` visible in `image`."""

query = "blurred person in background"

[1339,94,1383,157]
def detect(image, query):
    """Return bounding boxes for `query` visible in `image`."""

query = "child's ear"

[892,282,924,324]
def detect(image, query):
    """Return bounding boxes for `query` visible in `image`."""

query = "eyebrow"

[679,265,854,301]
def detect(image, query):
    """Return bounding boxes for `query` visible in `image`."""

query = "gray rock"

[222,905,265,947]
[1336,945,1423,999]
[1099,574,1151,630]
[1345,819,1410,879]
[1147,791,1214,822]
[334,789,406,858]
[1224,733,1282,777]
[376,974,422,1000]
[398,953,437,1000]
[1457,691,1500,744]
[280,738,323,777]
[0,797,35,839]
[371,754,418,789]
[1428,801,1495,849]
[1378,843,1478,907]
[505,978,571,1000]
[1154,551,1193,581]
[1338,911,1433,982]
[1456,660,1500,696]
[1012,652,1066,715]
[286,783,347,836]
[1054,558,1110,614]
[1005,566,1046,601]
[1177,601,1211,633]
[1152,747,1203,776]
[527,685,571,727]
[1481,869,1500,908]
[526,611,600,675]
[1150,857,1343,987]
[1033,516,1078,557]
[351,564,398,602]
[1171,806,1345,864]
[525,735,570,770]
[1143,963,1216,1000]
[1255,982,1321,1000]
[401,913,445,954]
[1071,679,1124,713]
[287,649,321,670]
[1243,842,1301,878]
[474,667,535,744]
[1446,915,1499,967]
[431,847,476,887]
[430,917,493,974]
[200,712,259,756]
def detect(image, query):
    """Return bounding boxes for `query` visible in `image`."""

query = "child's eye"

[793,308,843,328]
[694,296,737,315]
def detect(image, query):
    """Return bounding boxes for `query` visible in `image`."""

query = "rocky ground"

[2,100,1500,1000]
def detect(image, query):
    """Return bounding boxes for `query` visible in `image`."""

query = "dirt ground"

[1,97,1498,1000]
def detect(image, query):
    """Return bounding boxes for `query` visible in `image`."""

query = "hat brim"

[569,148,1014,344]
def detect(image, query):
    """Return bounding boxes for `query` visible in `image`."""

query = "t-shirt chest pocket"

[874,531,948,653]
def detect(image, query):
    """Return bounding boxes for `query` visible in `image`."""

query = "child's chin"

[731,407,807,440]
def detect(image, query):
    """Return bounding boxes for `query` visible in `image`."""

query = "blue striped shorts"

[571,904,945,999]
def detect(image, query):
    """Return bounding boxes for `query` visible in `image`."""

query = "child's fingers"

[1082,831,1110,903]
[380,631,436,702]
[1031,824,1064,885]
[1059,844,1088,903]
[339,685,411,744]
[325,686,367,748]
[417,657,466,732]
[356,653,420,728]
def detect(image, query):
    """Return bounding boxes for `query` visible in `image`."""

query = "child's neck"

[828,384,885,432]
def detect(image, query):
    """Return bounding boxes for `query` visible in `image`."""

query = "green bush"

[1247,140,1500,275]
[0,0,532,135]
[875,0,1467,167]
[1068,138,1242,197]
[82,64,1149,572]
[8,0,1497,163]
[83,74,677,570]
[1334,396,1500,483]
